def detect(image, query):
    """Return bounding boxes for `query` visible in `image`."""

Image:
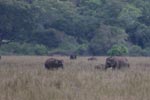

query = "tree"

[118,4,142,27]
[137,1,150,26]
[0,0,150,56]
[107,44,128,56]
[0,0,36,43]
[128,45,143,56]
[89,24,128,55]
[126,23,150,48]
[32,28,64,48]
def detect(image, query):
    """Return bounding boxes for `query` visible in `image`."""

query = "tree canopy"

[0,0,150,56]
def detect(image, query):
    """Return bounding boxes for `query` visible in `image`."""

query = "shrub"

[128,45,143,56]
[107,44,128,56]
[0,42,48,55]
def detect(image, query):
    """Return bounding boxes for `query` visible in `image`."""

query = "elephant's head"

[105,57,118,69]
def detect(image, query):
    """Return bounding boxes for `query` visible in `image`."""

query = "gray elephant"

[105,56,129,70]
[44,58,64,70]
[70,54,77,60]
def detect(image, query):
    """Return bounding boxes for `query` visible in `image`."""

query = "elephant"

[105,56,129,70]
[44,58,64,70]
[70,54,77,60]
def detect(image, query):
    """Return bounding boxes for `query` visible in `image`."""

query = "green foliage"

[34,44,48,55]
[128,45,143,56]
[129,45,150,56]
[118,4,142,27]
[89,25,128,55]
[0,0,36,42]
[127,23,150,48]
[32,28,64,48]
[58,35,79,51]
[142,48,150,56]
[107,44,128,56]
[76,44,89,55]
[0,0,150,56]
[0,42,48,55]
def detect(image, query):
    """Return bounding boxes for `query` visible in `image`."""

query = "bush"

[128,45,150,56]
[142,48,150,56]
[76,44,89,55]
[107,44,128,56]
[0,42,48,55]
[128,45,143,56]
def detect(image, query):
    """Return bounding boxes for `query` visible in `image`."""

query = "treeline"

[0,0,150,56]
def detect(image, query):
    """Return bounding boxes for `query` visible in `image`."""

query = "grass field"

[0,56,150,100]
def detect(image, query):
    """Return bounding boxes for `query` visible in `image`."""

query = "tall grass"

[0,56,150,100]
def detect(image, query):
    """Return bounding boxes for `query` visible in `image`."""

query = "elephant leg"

[112,60,118,70]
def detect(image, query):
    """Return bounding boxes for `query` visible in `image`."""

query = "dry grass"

[0,56,150,100]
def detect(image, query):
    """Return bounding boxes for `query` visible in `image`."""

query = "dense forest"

[0,0,150,56]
